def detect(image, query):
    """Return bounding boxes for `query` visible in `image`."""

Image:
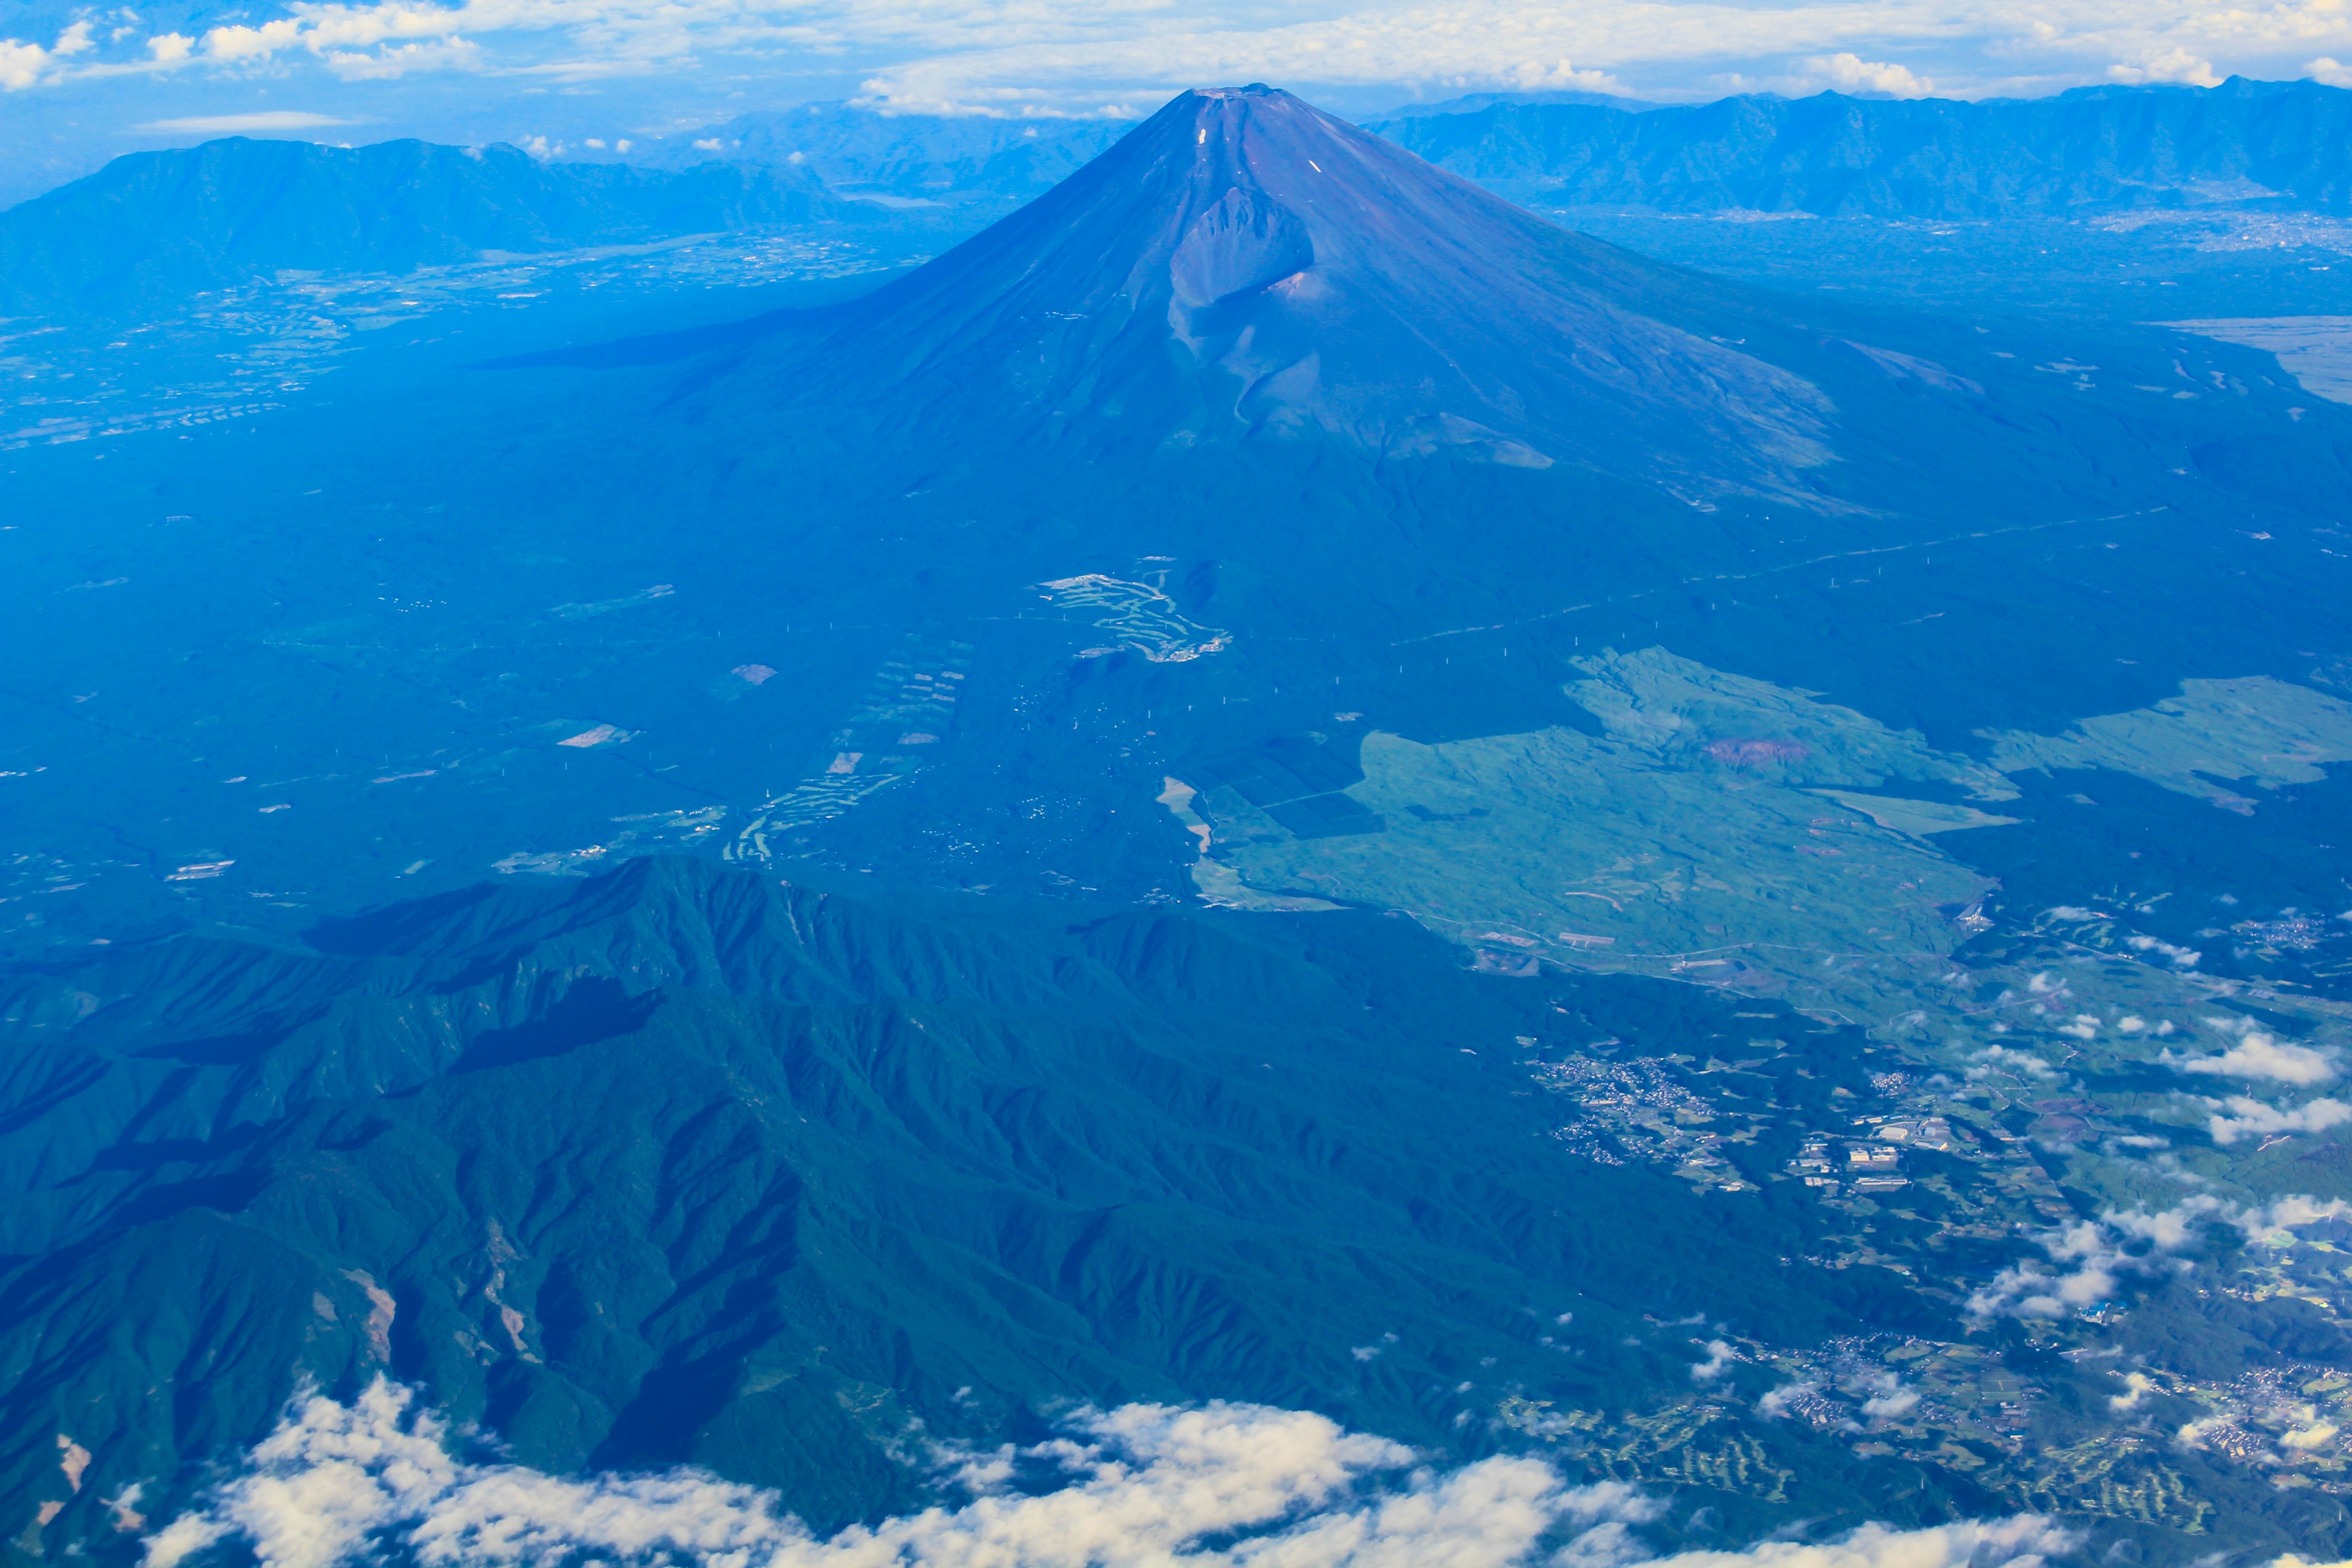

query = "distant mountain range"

[638,77,2352,219]
[1368,76,2352,216]
[12,77,2352,319]
[631,103,1131,211]
[0,137,857,316]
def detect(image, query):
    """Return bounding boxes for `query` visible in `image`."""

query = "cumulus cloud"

[1629,1517,2073,1568]
[2166,1018,2339,1085]
[2108,46,2223,86]
[1970,1199,2219,1319]
[2239,1194,2352,1242]
[1811,53,1932,96]
[1690,1340,1738,1382]
[144,1381,2073,1568]
[7,0,2352,107]
[0,39,48,89]
[0,19,100,89]
[2166,1033,2339,1085]
[2205,1094,2352,1145]
[1856,1374,1918,1420]
[146,1379,1662,1568]
[1969,1194,2351,1318]
[326,37,484,77]
[1963,1042,2057,1082]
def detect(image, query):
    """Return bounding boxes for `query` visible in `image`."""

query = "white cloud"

[2238,1194,2352,1242]
[1968,1200,2216,1319]
[326,37,484,77]
[0,18,99,89]
[1812,53,1932,97]
[2166,1031,2339,1085]
[203,17,309,62]
[4,0,2352,109]
[146,1379,1662,1568]
[136,111,359,132]
[145,1381,2073,1568]
[1964,1043,2057,1082]
[2108,46,2223,86]
[2126,934,2199,968]
[1856,1374,1918,1420]
[1970,1193,2352,1318]
[1629,1517,2073,1568]
[0,39,47,89]
[1689,1339,1737,1382]
[2310,56,2352,86]
[2206,1094,2352,1145]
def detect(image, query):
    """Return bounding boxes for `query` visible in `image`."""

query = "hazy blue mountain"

[633,104,1130,210]
[1372,88,1662,117]
[0,137,854,316]
[1371,76,2352,215]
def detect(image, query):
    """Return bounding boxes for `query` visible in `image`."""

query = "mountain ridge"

[0,855,1935,1558]
[1372,75,2352,216]
[0,137,860,316]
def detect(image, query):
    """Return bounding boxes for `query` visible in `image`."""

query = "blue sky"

[7,0,2352,200]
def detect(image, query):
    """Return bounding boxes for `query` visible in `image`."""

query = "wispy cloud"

[145,1379,2072,1568]
[135,111,360,132]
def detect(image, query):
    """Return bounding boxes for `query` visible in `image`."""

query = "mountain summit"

[723,86,1833,496]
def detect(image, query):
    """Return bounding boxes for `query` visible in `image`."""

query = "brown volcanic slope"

[710,84,1838,501]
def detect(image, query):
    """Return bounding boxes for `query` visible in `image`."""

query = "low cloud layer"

[143,1380,2071,1568]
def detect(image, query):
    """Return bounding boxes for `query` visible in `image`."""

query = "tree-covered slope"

[0,856,1961,1560]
